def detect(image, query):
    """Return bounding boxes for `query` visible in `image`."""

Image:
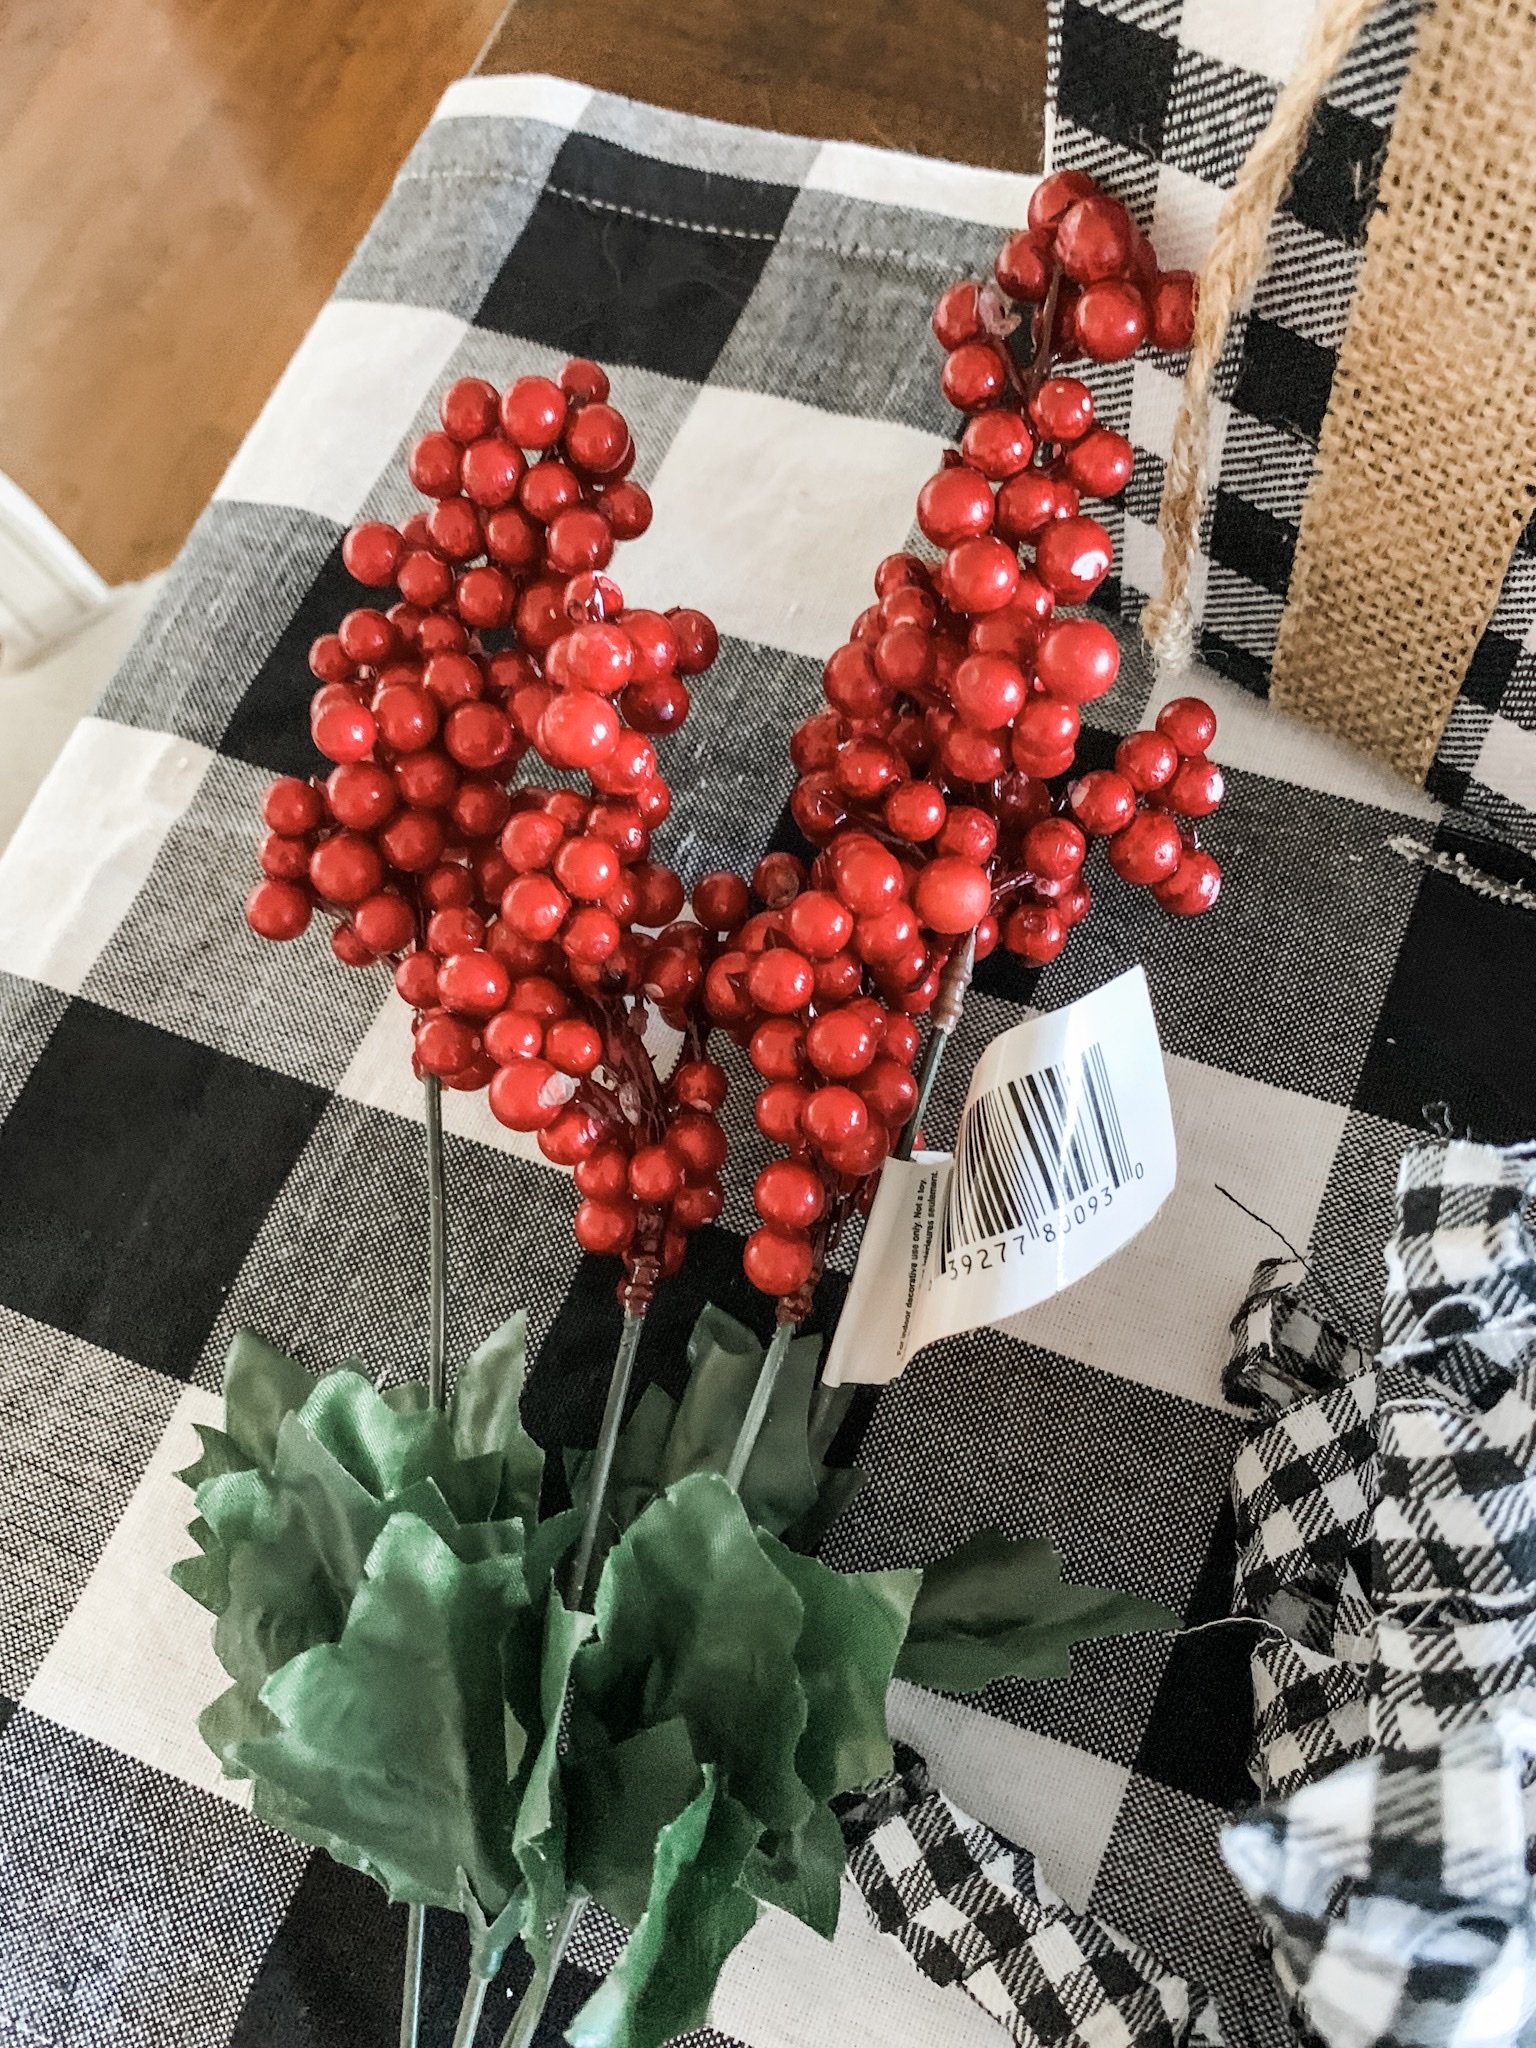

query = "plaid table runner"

[0,70,1532,2048]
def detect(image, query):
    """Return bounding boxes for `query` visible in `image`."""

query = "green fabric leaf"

[176,1424,255,1497]
[237,1515,529,1922]
[662,1312,824,1537]
[170,1515,229,1614]
[660,1305,759,1484]
[197,1680,280,1765]
[759,1533,919,1801]
[806,1377,853,1466]
[742,1800,845,1941]
[568,1772,760,2048]
[222,1330,320,1468]
[509,1589,591,1974]
[779,1464,866,1559]
[451,1312,544,1521]
[566,1718,704,1929]
[381,1381,431,1415]
[294,1373,501,1525]
[572,1474,813,1836]
[895,1530,1177,1692]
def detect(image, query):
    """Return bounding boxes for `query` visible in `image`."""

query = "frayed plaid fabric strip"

[1225,1720,1536,2048]
[843,1755,1224,2048]
[1225,1257,1370,1415]
[1222,1140,1536,2046]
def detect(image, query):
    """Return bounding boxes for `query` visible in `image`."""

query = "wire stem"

[895,931,976,1162]
[425,1073,448,1410]
[567,1308,646,1608]
[724,1319,796,1491]
[398,1902,425,2048]
[450,1972,489,2048]
[399,1076,451,2048]
[498,1897,584,2048]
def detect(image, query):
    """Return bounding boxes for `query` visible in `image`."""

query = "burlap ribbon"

[1149,0,1536,786]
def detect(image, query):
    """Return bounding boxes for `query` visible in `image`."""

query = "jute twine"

[1140,0,1382,672]
[1147,0,1536,785]
[1269,0,1536,779]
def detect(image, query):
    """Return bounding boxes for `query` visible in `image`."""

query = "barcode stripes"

[939,1042,1131,1268]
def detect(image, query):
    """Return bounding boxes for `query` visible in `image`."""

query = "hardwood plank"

[477,0,1046,171]
[0,0,506,582]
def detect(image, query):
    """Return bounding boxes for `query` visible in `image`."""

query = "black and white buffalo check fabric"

[0,67,1533,2048]
[1046,0,1536,858]
[1225,1141,1536,2042]
[842,1748,1224,2047]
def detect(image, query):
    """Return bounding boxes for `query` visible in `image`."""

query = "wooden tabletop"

[477,0,1045,172]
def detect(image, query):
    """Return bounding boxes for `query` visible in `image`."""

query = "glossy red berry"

[743,1226,814,1297]
[1069,770,1138,837]
[1035,517,1113,603]
[917,467,995,546]
[941,342,1011,413]
[746,948,815,1016]
[961,410,1034,480]
[438,950,511,1018]
[1155,696,1218,756]
[1064,429,1134,499]
[1153,849,1221,915]
[1035,617,1120,702]
[1003,902,1067,964]
[1164,757,1225,817]
[1030,378,1095,444]
[501,376,567,449]
[1108,811,1183,885]
[488,1056,568,1131]
[942,537,1020,615]
[342,521,403,587]
[1022,817,1087,881]
[951,653,1026,730]
[831,837,903,916]
[673,1058,728,1111]
[574,1198,637,1256]
[1076,280,1148,362]
[692,870,751,931]
[755,1159,825,1229]
[915,857,991,934]
[246,879,311,941]
[263,777,323,836]
[1150,271,1198,351]
[995,230,1051,302]
[802,1085,868,1153]
[995,472,1072,544]
[1027,169,1098,240]
[1116,730,1179,792]
[1054,197,1134,284]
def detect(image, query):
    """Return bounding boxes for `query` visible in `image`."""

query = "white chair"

[0,472,163,852]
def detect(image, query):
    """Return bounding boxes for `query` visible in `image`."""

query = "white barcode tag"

[823,966,1175,1384]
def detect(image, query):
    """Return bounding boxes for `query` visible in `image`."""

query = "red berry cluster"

[695,850,925,1309]
[735,175,1223,1302]
[244,359,729,1306]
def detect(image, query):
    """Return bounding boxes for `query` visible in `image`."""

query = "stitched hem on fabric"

[392,169,982,274]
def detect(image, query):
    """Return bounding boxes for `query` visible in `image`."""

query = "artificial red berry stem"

[726,172,1222,1319]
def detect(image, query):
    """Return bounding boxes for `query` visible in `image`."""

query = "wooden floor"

[0,0,1044,586]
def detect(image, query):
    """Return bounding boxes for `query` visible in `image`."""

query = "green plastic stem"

[567,1309,646,1609]
[724,1318,795,1491]
[498,1897,584,2048]
[398,1903,425,2048]
[400,1076,450,2048]
[450,1971,488,2048]
[425,1073,447,1410]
